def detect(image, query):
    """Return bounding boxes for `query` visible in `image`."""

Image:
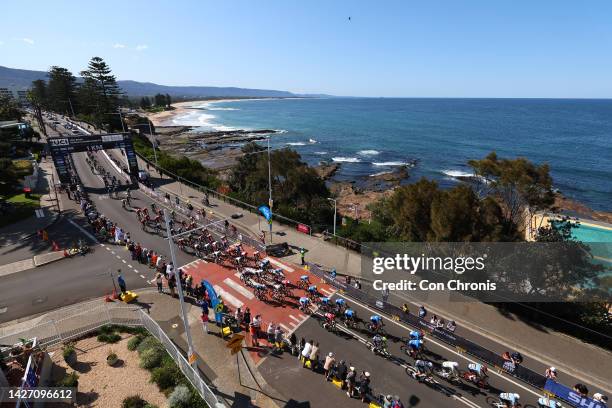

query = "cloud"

[113,43,126,48]
[22,38,34,45]
[135,44,148,51]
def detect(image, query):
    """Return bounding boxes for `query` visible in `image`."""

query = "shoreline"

[146,99,245,127]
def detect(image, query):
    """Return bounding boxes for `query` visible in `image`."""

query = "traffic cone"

[112,288,119,300]
[104,292,113,302]
[63,249,69,257]
[52,241,60,251]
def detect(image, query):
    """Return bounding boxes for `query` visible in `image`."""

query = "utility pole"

[327,198,337,236]
[118,109,126,133]
[267,135,273,244]
[164,209,197,368]
[67,97,76,117]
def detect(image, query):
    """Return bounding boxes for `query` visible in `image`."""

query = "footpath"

[135,155,612,394]
[0,289,283,408]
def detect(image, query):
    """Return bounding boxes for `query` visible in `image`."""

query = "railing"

[0,301,225,408]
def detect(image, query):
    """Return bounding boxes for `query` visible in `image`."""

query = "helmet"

[550,367,557,372]
[364,372,370,377]
[328,352,334,357]
[382,336,387,341]
[427,362,433,368]
[514,394,520,400]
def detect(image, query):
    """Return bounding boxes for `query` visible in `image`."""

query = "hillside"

[0,65,322,98]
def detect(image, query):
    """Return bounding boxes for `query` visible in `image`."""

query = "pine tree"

[29,79,48,108]
[47,66,77,115]
[165,93,172,107]
[80,57,122,120]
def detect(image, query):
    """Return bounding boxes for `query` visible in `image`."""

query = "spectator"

[168,274,176,297]
[573,384,588,398]
[335,360,348,386]
[243,308,251,329]
[346,366,356,398]
[353,279,361,290]
[234,307,243,330]
[323,352,336,379]
[201,307,209,334]
[358,371,371,402]
[446,320,457,332]
[430,315,439,326]
[545,367,557,381]
[301,340,313,366]
[267,322,276,344]
[300,247,306,265]
[593,393,608,405]
[117,271,127,294]
[249,321,259,347]
[330,268,337,281]
[402,303,410,314]
[309,342,320,369]
[345,275,352,285]
[155,272,164,293]
[419,305,427,318]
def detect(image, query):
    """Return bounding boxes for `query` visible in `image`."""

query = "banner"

[544,379,606,408]
[258,205,272,222]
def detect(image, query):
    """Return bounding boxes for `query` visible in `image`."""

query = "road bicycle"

[461,370,489,389]
[433,368,462,386]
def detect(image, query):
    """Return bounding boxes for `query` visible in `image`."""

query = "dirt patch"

[49,335,168,407]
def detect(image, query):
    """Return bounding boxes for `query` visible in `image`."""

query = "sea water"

[170,98,612,212]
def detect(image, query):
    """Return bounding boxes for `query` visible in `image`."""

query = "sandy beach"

[147,99,250,127]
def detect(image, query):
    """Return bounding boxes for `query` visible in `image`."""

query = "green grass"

[0,193,42,228]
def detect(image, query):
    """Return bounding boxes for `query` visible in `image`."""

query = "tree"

[0,96,23,121]
[154,93,166,107]
[46,66,77,115]
[139,97,151,109]
[165,93,172,108]
[29,79,48,108]
[468,152,555,227]
[80,57,122,123]
[0,158,18,194]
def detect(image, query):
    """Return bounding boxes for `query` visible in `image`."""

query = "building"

[17,90,28,103]
[0,88,14,100]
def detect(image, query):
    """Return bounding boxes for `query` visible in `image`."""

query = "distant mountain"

[0,65,331,98]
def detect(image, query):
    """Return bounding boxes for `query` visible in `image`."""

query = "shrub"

[99,325,115,334]
[97,333,121,343]
[62,344,76,362]
[168,385,191,408]
[127,335,145,351]
[140,348,164,370]
[122,395,146,408]
[150,365,181,391]
[58,371,79,387]
[137,336,163,355]
[144,404,159,408]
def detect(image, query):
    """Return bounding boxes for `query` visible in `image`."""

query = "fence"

[0,301,225,408]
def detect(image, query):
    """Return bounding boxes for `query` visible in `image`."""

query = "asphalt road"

[0,115,596,407]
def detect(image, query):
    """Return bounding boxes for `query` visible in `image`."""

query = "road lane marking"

[111,251,116,255]
[140,274,146,279]
[116,255,121,259]
[223,278,254,299]
[335,292,542,399]
[122,259,126,264]
[279,323,291,332]
[289,315,301,324]
[265,257,295,273]
[67,219,98,243]
[213,285,243,309]
[128,264,132,268]
[320,288,334,296]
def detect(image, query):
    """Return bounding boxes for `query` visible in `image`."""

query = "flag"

[258,205,272,222]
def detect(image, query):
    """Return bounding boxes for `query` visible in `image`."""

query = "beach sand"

[147,99,245,127]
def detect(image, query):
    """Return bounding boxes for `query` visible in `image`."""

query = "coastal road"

[5,114,599,407]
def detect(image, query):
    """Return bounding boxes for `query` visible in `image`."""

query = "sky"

[1,0,612,98]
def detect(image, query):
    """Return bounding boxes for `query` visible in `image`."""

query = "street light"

[163,209,197,368]
[327,198,337,236]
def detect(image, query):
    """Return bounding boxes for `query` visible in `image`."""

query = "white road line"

[134,270,139,273]
[335,292,542,400]
[140,274,146,279]
[116,255,121,259]
[111,251,116,255]
[288,321,298,327]
[67,219,98,243]
[128,265,133,269]
[264,257,295,273]
[279,323,291,332]
[213,285,244,309]
[105,247,110,251]
[320,288,334,296]
[223,278,254,299]
[0,307,7,314]
[289,314,301,324]
[234,272,241,279]
[122,259,126,264]
[100,243,105,247]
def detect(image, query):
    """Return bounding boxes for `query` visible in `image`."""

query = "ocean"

[168,98,612,212]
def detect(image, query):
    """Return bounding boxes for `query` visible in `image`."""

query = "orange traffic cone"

[52,241,60,251]
[104,292,113,302]
[63,249,69,257]
[112,288,119,300]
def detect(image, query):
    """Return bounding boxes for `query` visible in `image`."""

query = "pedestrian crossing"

[213,284,244,309]
[264,257,295,273]
[223,277,254,299]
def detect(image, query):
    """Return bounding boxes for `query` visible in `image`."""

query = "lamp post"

[163,209,197,368]
[327,198,337,236]
[267,135,273,244]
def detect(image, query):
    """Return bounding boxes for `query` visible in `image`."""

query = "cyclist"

[414,360,433,381]
[299,296,310,311]
[372,334,388,353]
[319,297,330,310]
[408,338,423,356]
[467,363,488,383]
[307,285,318,296]
[334,298,346,313]
[324,312,336,329]
[498,392,520,408]
[537,396,562,408]
[441,361,459,378]
[344,308,356,325]
[370,314,383,332]
[409,329,423,340]
[545,366,557,381]
[298,274,310,287]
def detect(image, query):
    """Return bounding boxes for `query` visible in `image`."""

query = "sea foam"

[372,161,408,166]
[333,157,361,163]
[358,150,380,156]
